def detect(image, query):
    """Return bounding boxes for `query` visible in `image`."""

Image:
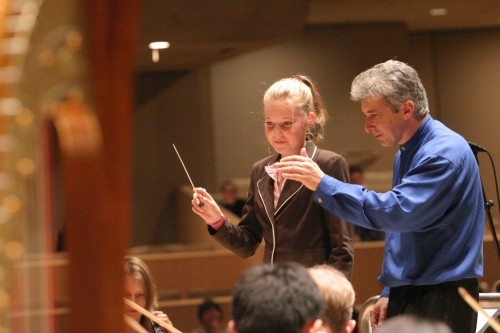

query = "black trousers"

[387,278,479,333]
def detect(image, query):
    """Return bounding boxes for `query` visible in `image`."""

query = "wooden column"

[64,1,142,332]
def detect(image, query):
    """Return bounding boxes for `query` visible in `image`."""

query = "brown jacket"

[210,142,354,279]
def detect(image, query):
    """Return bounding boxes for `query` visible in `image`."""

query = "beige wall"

[134,69,215,245]
[134,25,500,245]
[432,29,500,212]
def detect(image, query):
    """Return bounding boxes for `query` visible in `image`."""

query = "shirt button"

[401,146,406,152]
[317,197,323,204]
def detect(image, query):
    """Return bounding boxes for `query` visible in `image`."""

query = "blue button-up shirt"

[314,116,484,296]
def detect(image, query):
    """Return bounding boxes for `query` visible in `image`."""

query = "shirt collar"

[399,115,432,153]
[265,141,318,179]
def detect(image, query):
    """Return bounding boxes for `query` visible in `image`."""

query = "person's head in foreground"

[228,262,324,333]
[376,315,452,333]
[309,265,356,333]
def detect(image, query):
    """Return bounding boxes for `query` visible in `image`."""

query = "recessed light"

[148,41,170,63]
[148,41,170,50]
[429,8,447,16]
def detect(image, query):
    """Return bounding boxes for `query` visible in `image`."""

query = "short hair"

[348,165,363,174]
[309,265,355,333]
[232,262,323,333]
[350,60,429,118]
[263,75,328,141]
[197,298,223,322]
[220,180,238,193]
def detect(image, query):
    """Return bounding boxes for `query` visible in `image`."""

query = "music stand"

[469,142,500,263]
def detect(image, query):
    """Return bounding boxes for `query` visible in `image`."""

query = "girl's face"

[264,100,312,157]
[124,275,147,322]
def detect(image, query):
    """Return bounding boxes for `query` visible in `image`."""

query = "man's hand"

[370,297,389,330]
[277,148,324,191]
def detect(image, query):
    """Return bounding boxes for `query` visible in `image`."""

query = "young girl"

[124,256,172,332]
[192,75,353,278]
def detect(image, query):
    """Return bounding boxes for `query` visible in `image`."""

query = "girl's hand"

[192,188,224,228]
[151,310,172,332]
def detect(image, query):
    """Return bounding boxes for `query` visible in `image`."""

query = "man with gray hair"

[277,60,484,333]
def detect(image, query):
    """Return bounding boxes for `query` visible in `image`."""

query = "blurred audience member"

[349,166,365,186]
[192,299,226,333]
[219,180,245,217]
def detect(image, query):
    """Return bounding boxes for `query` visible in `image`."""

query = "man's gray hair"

[350,60,429,118]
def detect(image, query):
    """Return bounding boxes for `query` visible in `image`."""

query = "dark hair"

[349,165,363,174]
[220,180,237,193]
[198,299,223,322]
[232,263,323,333]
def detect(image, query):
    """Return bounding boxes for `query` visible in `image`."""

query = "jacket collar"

[257,141,318,217]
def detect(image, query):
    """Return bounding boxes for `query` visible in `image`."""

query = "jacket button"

[317,197,323,204]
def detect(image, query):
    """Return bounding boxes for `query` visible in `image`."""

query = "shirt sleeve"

[314,155,460,232]
[209,166,263,258]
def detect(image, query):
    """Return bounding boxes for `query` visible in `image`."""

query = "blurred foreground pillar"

[64,1,142,332]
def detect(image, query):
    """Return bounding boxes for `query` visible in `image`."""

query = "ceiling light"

[429,8,447,16]
[148,41,170,63]
[149,41,170,50]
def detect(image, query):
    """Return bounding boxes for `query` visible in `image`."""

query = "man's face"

[361,97,407,147]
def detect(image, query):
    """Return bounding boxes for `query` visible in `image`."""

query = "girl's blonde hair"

[263,75,328,142]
